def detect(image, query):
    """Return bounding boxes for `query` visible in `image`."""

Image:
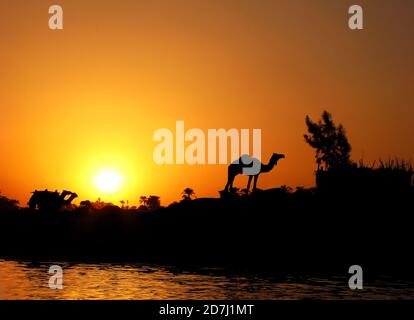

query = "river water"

[0,259,413,300]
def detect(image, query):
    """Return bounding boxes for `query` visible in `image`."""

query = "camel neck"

[262,160,276,173]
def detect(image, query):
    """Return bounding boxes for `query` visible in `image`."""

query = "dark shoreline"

[1,189,413,278]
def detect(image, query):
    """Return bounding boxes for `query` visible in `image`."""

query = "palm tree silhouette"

[182,188,196,201]
[280,185,293,194]
[139,196,148,207]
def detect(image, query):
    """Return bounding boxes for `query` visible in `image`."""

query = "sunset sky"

[1,0,413,206]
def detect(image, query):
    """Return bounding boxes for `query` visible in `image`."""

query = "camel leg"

[253,175,259,191]
[225,175,234,192]
[247,175,253,192]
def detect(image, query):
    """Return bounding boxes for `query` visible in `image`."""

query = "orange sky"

[0,0,413,206]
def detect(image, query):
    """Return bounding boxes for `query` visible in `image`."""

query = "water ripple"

[0,259,413,300]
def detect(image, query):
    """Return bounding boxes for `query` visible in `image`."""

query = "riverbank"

[1,188,413,277]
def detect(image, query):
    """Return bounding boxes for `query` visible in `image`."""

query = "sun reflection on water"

[0,260,413,300]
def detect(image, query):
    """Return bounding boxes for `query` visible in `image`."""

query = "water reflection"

[0,259,413,300]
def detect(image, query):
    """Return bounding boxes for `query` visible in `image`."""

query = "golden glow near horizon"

[0,0,413,207]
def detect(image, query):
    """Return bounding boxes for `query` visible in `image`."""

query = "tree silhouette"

[304,110,352,170]
[93,198,113,209]
[139,196,148,207]
[120,200,125,209]
[147,196,161,210]
[182,188,196,201]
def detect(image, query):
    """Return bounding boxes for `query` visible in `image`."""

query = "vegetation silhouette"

[305,111,413,194]
[80,198,114,210]
[28,190,78,211]
[182,188,196,201]
[133,195,162,211]
[305,110,352,170]
[139,196,148,207]
[0,192,19,212]
[0,111,413,277]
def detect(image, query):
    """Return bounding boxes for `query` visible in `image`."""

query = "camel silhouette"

[28,189,78,211]
[224,153,285,193]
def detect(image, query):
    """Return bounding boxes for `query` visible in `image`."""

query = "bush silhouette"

[0,192,19,211]
[316,158,413,194]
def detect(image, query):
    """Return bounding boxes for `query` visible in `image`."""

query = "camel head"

[272,153,285,161]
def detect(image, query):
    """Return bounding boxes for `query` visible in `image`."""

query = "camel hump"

[230,154,256,165]
[240,154,251,164]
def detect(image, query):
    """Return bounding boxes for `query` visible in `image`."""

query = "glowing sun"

[94,170,123,193]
